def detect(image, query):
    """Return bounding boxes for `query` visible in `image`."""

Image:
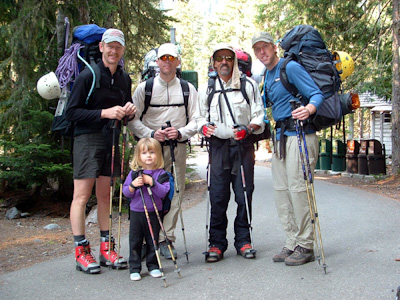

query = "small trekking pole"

[116,117,128,269]
[165,121,190,262]
[290,100,327,274]
[138,171,168,287]
[233,125,256,256]
[201,125,214,261]
[108,120,118,267]
[147,185,182,278]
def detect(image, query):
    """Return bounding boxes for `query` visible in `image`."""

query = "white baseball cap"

[157,43,179,58]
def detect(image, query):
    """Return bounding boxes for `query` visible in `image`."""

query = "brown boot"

[272,247,294,262]
[284,245,315,266]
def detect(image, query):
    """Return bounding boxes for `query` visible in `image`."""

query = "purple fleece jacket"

[122,169,170,212]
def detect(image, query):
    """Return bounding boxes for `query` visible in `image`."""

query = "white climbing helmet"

[37,72,61,100]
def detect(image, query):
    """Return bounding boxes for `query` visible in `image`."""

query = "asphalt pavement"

[1,149,399,300]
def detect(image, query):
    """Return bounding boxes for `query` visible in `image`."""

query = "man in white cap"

[128,43,198,260]
[196,43,265,262]
[66,27,136,274]
[252,31,323,266]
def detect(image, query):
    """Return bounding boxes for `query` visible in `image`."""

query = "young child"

[122,137,170,281]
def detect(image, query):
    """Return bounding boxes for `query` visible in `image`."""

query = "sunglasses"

[159,55,177,61]
[214,55,234,62]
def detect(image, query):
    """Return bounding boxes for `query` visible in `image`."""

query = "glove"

[235,124,249,141]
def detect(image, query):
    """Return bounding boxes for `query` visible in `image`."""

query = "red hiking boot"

[237,243,256,259]
[75,242,101,274]
[206,246,223,263]
[99,237,128,269]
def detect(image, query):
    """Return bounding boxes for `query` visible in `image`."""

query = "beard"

[218,64,232,76]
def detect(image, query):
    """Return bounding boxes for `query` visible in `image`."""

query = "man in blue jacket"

[252,32,324,266]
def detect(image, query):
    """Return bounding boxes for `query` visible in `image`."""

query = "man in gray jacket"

[128,43,197,259]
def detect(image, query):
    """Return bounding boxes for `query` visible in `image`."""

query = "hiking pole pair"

[233,125,256,257]
[290,100,327,274]
[137,171,168,288]
[146,185,182,278]
[164,121,190,262]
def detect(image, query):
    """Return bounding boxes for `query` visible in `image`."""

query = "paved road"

[1,150,399,300]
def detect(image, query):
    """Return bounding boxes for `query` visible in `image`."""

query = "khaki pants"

[271,133,319,250]
[159,143,187,243]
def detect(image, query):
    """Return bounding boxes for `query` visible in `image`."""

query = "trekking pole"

[116,117,128,269]
[146,185,182,278]
[107,120,118,267]
[289,101,320,259]
[202,136,212,261]
[290,100,327,274]
[165,121,190,262]
[138,171,168,287]
[233,125,256,256]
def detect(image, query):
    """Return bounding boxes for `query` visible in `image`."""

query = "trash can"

[319,139,332,170]
[346,140,360,173]
[358,140,369,175]
[332,140,345,171]
[181,70,198,90]
[367,139,386,175]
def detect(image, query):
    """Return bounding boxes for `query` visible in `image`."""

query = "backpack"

[236,49,252,77]
[157,171,175,214]
[279,24,343,130]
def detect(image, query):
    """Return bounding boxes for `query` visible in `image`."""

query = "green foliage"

[0,141,72,190]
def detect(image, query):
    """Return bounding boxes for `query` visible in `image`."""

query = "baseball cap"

[251,32,274,47]
[157,43,179,58]
[101,28,125,47]
[212,42,235,57]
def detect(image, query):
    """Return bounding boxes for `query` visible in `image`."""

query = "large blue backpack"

[279,25,343,130]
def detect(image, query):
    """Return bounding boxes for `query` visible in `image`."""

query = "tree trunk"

[392,0,400,175]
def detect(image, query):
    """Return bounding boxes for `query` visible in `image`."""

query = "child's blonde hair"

[130,138,164,170]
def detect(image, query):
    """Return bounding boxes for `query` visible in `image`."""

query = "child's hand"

[132,176,143,188]
[142,174,154,186]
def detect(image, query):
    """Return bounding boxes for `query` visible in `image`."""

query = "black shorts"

[73,132,121,179]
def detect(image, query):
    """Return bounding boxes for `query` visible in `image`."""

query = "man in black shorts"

[66,28,136,274]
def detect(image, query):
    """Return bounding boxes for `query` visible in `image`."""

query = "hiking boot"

[237,243,256,259]
[284,245,315,266]
[272,247,294,262]
[99,236,128,269]
[75,242,101,274]
[206,246,223,263]
[159,240,177,260]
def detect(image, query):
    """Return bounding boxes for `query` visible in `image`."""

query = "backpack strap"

[179,79,190,125]
[279,55,307,106]
[141,77,154,121]
[157,171,170,184]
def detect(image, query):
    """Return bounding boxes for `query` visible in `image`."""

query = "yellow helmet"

[333,51,354,80]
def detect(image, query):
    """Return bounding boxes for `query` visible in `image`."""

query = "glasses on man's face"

[214,55,234,62]
[160,55,177,61]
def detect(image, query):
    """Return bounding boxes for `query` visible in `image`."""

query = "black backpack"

[279,25,343,130]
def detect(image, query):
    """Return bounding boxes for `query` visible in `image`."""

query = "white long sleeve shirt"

[196,76,265,139]
[128,75,198,141]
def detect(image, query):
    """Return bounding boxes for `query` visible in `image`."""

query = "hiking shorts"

[73,132,121,179]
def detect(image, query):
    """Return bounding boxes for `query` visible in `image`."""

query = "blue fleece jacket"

[263,58,324,140]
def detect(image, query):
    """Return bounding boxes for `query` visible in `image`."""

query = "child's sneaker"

[99,236,128,269]
[149,269,162,278]
[75,241,101,274]
[130,272,141,281]
[206,246,223,262]
[237,243,256,259]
